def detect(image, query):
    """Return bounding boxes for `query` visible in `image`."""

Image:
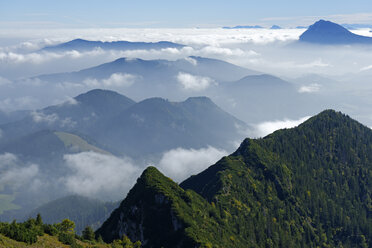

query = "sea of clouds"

[1,27,372,205]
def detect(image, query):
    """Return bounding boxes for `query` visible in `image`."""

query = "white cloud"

[0,164,39,190]
[0,153,39,190]
[184,57,197,66]
[60,117,77,128]
[51,96,79,107]
[0,28,296,80]
[360,64,372,71]
[0,38,58,53]
[0,49,105,65]
[295,59,330,69]
[63,97,78,105]
[83,73,137,88]
[254,116,311,137]
[31,111,59,124]
[0,28,302,47]
[0,153,18,166]
[177,72,215,91]
[157,146,228,182]
[102,73,137,87]
[298,83,321,93]
[30,111,76,128]
[62,152,141,200]
[200,46,245,56]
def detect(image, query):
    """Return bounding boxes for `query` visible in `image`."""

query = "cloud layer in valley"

[83,73,138,88]
[177,72,216,91]
[0,153,40,191]
[0,144,230,204]
[1,27,372,121]
[157,146,228,182]
[253,116,311,137]
[62,152,142,201]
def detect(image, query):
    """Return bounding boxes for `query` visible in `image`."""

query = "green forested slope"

[98,110,371,247]
[182,110,372,247]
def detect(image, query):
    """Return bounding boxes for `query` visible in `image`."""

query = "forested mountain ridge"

[97,110,372,248]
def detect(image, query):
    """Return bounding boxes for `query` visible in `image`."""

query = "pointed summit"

[299,20,372,44]
[75,89,135,109]
[95,166,209,247]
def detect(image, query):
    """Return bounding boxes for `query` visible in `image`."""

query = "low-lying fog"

[1,28,372,124]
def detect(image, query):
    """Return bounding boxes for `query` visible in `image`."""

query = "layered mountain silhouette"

[36,56,258,84]
[0,89,135,150]
[226,74,291,89]
[29,56,324,124]
[217,74,322,123]
[41,39,184,52]
[31,56,259,102]
[0,89,247,222]
[97,110,372,247]
[0,89,247,158]
[300,20,372,44]
[223,25,263,29]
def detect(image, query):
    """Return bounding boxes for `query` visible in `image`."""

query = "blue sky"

[1,0,372,28]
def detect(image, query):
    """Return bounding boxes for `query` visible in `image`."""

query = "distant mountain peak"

[75,89,135,104]
[67,38,90,43]
[232,74,292,88]
[76,88,123,99]
[41,39,184,52]
[298,109,361,130]
[299,19,372,44]
[66,89,136,117]
[303,109,347,123]
[270,25,282,29]
[184,96,213,104]
[306,20,351,35]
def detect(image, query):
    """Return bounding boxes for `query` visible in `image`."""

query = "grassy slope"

[54,132,110,154]
[0,234,111,248]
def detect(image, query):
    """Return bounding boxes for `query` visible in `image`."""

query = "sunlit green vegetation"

[99,110,371,248]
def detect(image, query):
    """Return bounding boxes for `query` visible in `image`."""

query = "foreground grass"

[0,234,110,248]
